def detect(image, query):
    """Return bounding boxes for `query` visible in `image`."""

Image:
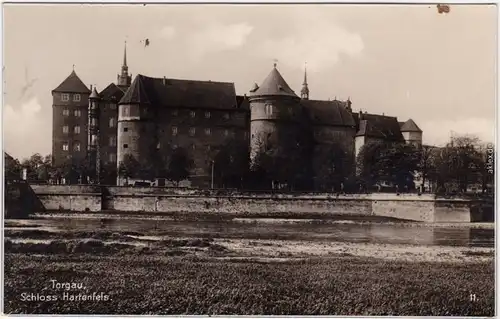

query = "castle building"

[51,45,422,187]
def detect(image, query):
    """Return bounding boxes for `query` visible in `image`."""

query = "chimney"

[90,84,93,91]
[163,76,166,85]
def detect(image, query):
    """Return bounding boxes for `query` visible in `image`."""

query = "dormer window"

[73,94,81,102]
[205,111,211,119]
[61,94,69,102]
[190,111,196,118]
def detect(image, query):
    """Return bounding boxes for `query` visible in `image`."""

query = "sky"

[3,4,497,160]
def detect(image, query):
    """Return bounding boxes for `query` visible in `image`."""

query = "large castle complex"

[52,44,422,188]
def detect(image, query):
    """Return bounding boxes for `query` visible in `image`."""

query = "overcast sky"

[3,4,497,160]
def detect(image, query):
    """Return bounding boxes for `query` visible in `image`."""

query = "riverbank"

[4,252,494,315]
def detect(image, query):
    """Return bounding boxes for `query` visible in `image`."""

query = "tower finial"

[123,40,127,67]
[301,62,309,100]
[273,58,278,68]
[72,64,75,71]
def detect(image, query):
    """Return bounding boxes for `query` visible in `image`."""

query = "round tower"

[400,119,423,147]
[116,75,156,184]
[248,64,304,166]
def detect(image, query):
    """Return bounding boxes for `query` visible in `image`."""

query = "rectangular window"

[123,144,128,149]
[109,136,116,146]
[172,109,178,116]
[61,94,69,102]
[73,94,81,102]
[205,128,211,135]
[189,127,195,136]
[205,111,211,119]
[172,126,178,136]
[122,106,129,116]
[190,111,196,118]
[91,118,97,126]
[123,127,128,132]
[74,109,81,117]
[109,153,116,163]
[74,126,81,134]
[110,104,117,110]
[63,126,69,134]
[224,113,230,120]
[265,104,273,115]
[63,109,69,116]
[224,129,229,137]
[62,143,69,151]
[109,117,116,128]
[74,142,81,151]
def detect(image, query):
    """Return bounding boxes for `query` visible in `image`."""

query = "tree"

[118,154,140,184]
[213,139,250,188]
[417,145,438,192]
[5,154,21,182]
[20,153,54,182]
[357,141,420,191]
[312,142,352,192]
[250,127,313,191]
[432,135,484,193]
[165,147,193,186]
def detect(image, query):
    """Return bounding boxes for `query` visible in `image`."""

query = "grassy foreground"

[4,252,494,316]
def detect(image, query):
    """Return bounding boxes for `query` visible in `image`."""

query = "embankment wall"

[25,185,492,222]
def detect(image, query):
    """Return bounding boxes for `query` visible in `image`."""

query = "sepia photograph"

[2,3,497,316]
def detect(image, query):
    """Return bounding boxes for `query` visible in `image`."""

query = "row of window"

[61,93,81,102]
[61,118,116,133]
[63,109,82,117]
[63,126,81,134]
[61,142,117,162]
[120,106,232,120]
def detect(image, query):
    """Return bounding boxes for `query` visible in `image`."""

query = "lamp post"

[211,160,215,189]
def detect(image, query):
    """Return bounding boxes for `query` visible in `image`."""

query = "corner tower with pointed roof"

[51,68,91,170]
[400,118,422,147]
[247,63,308,169]
[300,63,309,100]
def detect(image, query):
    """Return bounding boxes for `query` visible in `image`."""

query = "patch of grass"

[3,254,494,316]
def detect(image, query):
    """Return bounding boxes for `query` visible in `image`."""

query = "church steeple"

[117,41,132,89]
[300,63,309,100]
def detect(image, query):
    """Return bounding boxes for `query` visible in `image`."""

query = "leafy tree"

[432,135,486,193]
[20,153,54,182]
[118,154,140,184]
[417,145,438,192]
[312,142,352,192]
[5,154,21,181]
[213,139,250,189]
[357,141,420,191]
[250,127,313,191]
[165,147,193,186]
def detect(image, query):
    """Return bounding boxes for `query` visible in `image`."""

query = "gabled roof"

[236,95,250,111]
[400,118,422,132]
[353,112,404,141]
[52,70,91,94]
[249,66,298,98]
[99,83,126,102]
[303,99,356,127]
[119,74,238,110]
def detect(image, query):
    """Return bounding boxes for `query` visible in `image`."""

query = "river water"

[5,216,494,248]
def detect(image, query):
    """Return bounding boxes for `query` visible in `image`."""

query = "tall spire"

[123,41,127,67]
[117,40,131,88]
[300,62,309,100]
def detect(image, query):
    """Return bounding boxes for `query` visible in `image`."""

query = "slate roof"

[353,112,405,141]
[52,70,91,94]
[400,118,422,132]
[99,83,126,102]
[119,75,238,109]
[303,100,356,127]
[249,66,298,98]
